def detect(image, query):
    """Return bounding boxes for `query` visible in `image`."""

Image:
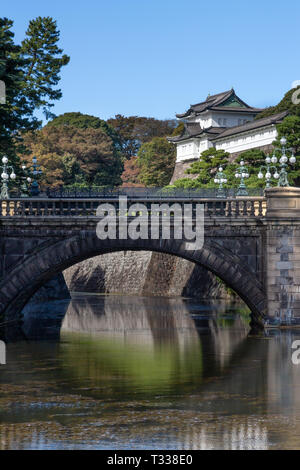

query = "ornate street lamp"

[0,156,16,199]
[213,166,227,197]
[26,156,42,196]
[234,160,249,196]
[275,136,296,187]
[257,154,280,188]
[20,163,32,197]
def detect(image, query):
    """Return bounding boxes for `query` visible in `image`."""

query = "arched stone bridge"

[1,187,300,328]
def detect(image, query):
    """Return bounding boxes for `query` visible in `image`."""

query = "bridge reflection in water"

[1,295,300,449]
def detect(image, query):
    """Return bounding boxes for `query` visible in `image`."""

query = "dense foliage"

[0,16,69,169]
[22,124,123,187]
[137,137,176,187]
[107,115,176,160]
[22,111,179,188]
[121,156,144,187]
[21,16,70,120]
[169,148,277,189]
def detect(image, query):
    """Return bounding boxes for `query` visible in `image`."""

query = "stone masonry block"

[276,261,293,270]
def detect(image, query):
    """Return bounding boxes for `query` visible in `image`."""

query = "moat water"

[1,294,300,450]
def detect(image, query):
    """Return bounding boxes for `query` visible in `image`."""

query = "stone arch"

[0,234,266,326]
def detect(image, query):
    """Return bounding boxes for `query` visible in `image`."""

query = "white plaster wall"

[176,140,199,162]
[215,126,277,154]
[188,111,255,129]
[176,137,213,162]
[175,126,277,162]
[210,112,255,128]
[193,112,213,128]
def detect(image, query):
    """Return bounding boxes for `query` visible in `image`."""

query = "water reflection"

[1,295,300,449]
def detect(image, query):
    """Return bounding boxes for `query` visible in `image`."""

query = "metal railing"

[44,186,265,199]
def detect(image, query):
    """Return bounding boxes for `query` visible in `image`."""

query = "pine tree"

[0,18,35,165]
[0,16,69,176]
[21,16,70,119]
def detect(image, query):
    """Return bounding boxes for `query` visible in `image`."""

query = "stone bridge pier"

[265,187,300,326]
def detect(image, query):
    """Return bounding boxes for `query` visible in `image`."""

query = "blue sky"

[3,0,300,122]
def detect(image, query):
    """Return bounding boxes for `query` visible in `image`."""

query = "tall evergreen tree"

[21,16,70,119]
[0,18,35,164]
[0,16,69,170]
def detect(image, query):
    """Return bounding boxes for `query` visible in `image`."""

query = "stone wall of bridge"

[5,191,300,328]
[0,217,266,326]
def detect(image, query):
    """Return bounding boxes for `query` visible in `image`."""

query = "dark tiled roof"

[209,106,262,113]
[168,111,288,144]
[210,111,289,141]
[191,90,231,106]
[185,122,201,136]
[176,89,262,118]
[167,125,225,143]
[205,127,226,135]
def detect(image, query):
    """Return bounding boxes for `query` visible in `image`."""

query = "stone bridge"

[0,187,300,328]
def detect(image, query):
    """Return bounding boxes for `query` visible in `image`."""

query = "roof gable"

[217,94,248,109]
[176,89,262,118]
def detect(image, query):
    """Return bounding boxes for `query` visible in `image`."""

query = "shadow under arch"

[0,234,266,326]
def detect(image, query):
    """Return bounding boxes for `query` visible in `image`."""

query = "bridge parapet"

[0,196,266,219]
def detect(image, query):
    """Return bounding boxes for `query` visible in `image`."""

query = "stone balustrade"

[0,196,266,219]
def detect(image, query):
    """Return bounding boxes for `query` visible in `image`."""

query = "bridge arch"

[0,234,266,327]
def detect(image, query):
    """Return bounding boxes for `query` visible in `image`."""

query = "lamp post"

[276,136,296,187]
[0,156,16,199]
[28,156,42,196]
[257,154,280,188]
[213,166,227,198]
[235,160,249,196]
[20,163,32,197]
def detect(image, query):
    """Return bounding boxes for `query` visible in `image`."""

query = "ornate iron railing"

[44,186,265,199]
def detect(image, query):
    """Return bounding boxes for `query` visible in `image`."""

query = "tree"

[0,18,35,167]
[273,115,300,154]
[170,147,268,189]
[256,86,300,120]
[132,117,177,143]
[234,148,267,188]
[108,115,177,160]
[22,125,123,187]
[107,115,139,160]
[137,137,176,187]
[171,148,232,188]
[121,156,143,186]
[171,121,185,136]
[0,16,69,171]
[273,115,300,186]
[46,112,121,152]
[21,16,70,119]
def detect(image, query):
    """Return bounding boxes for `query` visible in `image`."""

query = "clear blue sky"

[3,0,300,122]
